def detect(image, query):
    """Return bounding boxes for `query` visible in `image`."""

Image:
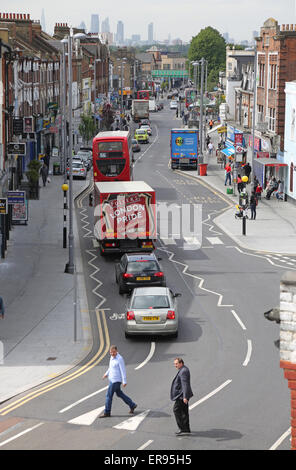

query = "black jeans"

[250,205,256,220]
[173,398,190,432]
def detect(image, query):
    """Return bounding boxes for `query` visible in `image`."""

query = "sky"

[6,0,296,43]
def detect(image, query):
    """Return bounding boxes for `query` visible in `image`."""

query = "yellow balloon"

[242,176,248,183]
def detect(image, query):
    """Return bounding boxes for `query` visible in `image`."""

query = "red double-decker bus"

[136,90,151,100]
[185,88,198,108]
[92,131,133,182]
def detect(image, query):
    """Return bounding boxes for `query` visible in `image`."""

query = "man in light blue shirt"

[100,345,137,418]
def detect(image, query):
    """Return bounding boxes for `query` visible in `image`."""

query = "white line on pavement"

[59,386,108,413]
[138,439,154,450]
[189,380,232,411]
[231,310,247,331]
[242,340,252,367]
[113,410,150,431]
[135,342,156,370]
[269,427,291,450]
[68,406,105,426]
[0,422,43,448]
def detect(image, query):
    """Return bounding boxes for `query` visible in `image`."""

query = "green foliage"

[79,107,96,144]
[26,160,42,186]
[188,27,226,91]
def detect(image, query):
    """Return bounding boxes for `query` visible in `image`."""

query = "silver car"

[124,287,181,338]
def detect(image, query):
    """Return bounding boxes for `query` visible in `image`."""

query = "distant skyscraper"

[79,21,87,31]
[91,14,100,33]
[223,32,229,43]
[102,17,110,33]
[148,22,154,43]
[116,20,124,44]
[41,8,46,32]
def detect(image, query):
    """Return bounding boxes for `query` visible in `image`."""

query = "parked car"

[132,139,141,152]
[124,287,181,338]
[170,100,178,110]
[66,160,87,180]
[140,119,151,127]
[134,128,149,144]
[115,252,166,294]
[140,124,152,136]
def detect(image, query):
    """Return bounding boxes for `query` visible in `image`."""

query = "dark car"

[115,253,166,295]
[132,138,141,152]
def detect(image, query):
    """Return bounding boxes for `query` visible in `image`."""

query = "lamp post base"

[65,262,75,274]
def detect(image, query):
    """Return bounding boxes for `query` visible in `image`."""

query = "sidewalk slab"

[0,171,92,403]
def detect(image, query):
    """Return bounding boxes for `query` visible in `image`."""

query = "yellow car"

[134,128,149,144]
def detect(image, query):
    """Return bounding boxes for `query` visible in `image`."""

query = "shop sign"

[13,118,24,135]
[24,116,34,133]
[8,142,26,155]
[0,198,8,215]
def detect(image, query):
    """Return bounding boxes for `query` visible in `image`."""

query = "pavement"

[1,124,296,405]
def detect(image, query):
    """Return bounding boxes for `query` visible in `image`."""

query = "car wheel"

[125,332,131,339]
[171,331,178,339]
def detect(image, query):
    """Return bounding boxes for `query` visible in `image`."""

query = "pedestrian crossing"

[92,237,224,250]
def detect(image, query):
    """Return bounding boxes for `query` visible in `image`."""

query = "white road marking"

[242,340,252,367]
[231,310,247,331]
[207,237,224,245]
[92,239,99,248]
[0,422,43,448]
[161,238,177,245]
[113,409,150,431]
[59,386,108,413]
[269,427,291,450]
[189,380,232,410]
[68,406,105,426]
[135,342,156,370]
[183,237,201,250]
[138,439,154,450]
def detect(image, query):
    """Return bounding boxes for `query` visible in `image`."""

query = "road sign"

[236,146,243,154]
[0,198,8,215]
[8,142,26,155]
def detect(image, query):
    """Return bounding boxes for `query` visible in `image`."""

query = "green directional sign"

[151,70,189,78]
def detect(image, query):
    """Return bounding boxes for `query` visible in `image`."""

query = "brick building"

[255,18,296,155]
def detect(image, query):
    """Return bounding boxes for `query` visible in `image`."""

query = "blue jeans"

[105,381,136,414]
[225,172,231,185]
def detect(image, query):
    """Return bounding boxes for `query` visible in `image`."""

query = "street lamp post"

[64,30,86,275]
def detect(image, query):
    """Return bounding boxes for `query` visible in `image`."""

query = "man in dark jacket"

[170,357,193,435]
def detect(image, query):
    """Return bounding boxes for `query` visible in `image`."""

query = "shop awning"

[221,146,235,157]
[255,158,287,167]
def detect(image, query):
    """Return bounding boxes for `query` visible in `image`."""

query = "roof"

[94,131,129,139]
[254,158,287,167]
[133,287,169,295]
[95,181,154,193]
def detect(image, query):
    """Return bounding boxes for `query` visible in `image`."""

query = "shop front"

[253,158,288,194]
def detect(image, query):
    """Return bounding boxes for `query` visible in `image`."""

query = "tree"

[188,27,226,90]
[79,106,96,144]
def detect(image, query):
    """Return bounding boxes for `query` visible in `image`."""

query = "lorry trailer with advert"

[94,181,156,255]
[170,128,198,170]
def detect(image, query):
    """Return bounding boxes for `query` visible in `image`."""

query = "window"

[269,64,277,89]
[258,105,264,123]
[259,62,265,87]
[268,107,276,132]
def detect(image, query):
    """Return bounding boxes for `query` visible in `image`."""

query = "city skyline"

[6,0,296,43]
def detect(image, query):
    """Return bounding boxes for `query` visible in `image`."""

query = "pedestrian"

[209,119,213,130]
[243,162,252,182]
[250,191,258,220]
[170,357,193,435]
[224,162,232,186]
[206,135,211,147]
[0,296,4,319]
[40,162,48,187]
[99,345,137,418]
[176,109,178,118]
[208,141,214,156]
[237,174,243,193]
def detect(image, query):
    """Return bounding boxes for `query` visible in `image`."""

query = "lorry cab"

[135,129,149,144]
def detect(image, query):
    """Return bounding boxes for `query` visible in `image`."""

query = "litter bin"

[53,162,61,175]
[198,163,208,176]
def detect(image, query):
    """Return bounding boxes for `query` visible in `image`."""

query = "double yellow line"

[0,309,110,416]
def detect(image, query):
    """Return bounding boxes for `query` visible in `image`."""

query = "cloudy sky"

[7,0,296,42]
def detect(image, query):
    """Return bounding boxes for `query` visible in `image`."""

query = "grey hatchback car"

[124,287,181,338]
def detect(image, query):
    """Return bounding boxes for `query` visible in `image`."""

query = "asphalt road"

[0,101,292,451]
